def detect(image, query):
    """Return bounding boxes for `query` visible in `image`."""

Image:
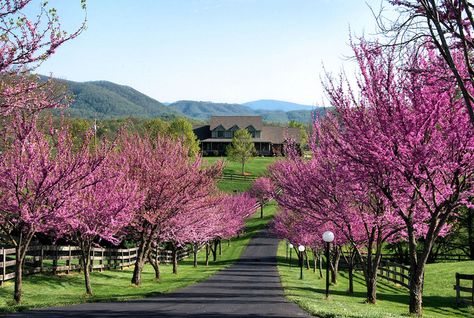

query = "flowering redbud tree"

[119,132,223,286]
[323,39,474,315]
[0,0,86,74]
[383,0,474,126]
[57,152,143,295]
[0,123,106,303]
[249,177,274,218]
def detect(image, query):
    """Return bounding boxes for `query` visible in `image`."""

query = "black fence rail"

[378,260,411,289]
[0,245,192,285]
[221,173,258,181]
[454,273,474,306]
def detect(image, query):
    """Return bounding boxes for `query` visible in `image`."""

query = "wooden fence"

[378,260,411,289]
[222,173,257,182]
[454,273,474,305]
[0,245,192,285]
[434,254,471,262]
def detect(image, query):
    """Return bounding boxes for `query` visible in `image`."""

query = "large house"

[193,116,301,156]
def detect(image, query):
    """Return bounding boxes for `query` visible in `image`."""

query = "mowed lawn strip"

[203,156,278,192]
[0,203,278,313]
[203,156,278,177]
[276,241,474,318]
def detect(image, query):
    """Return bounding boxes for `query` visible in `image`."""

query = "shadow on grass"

[286,274,466,314]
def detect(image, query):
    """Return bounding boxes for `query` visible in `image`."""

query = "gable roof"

[210,116,263,130]
[261,126,301,144]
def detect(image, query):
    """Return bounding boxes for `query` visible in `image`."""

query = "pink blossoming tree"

[57,151,143,295]
[249,177,274,218]
[0,122,106,303]
[118,132,223,286]
[322,40,474,315]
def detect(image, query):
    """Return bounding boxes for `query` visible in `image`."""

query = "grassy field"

[0,203,278,313]
[203,156,278,176]
[203,156,279,192]
[277,241,474,318]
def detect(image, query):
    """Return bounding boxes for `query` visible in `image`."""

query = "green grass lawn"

[217,179,252,192]
[277,241,474,318]
[203,156,278,192]
[0,203,278,313]
[203,156,278,176]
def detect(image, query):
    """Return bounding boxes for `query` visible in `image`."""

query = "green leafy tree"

[168,117,200,157]
[288,120,308,150]
[143,117,199,157]
[144,118,168,137]
[227,128,256,175]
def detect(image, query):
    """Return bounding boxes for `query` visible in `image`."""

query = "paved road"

[6,228,313,318]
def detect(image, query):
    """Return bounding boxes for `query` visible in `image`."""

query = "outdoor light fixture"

[288,243,293,267]
[298,245,305,280]
[322,231,334,299]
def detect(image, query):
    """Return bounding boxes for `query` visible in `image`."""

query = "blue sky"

[35,0,390,105]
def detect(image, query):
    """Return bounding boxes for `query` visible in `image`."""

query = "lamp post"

[288,243,293,267]
[298,245,305,280]
[322,231,334,299]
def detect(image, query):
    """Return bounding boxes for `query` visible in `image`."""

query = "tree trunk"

[79,240,93,295]
[329,246,341,284]
[13,249,24,303]
[212,240,218,262]
[193,243,198,268]
[260,203,264,219]
[467,208,474,260]
[241,162,245,175]
[13,230,35,303]
[407,222,429,316]
[342,247,356,295]
[147,253,160,280]
[305,251,310,269]
[348,264,354,294]
[218,240,222,256]
[409,266,424,316]
[355,231,382,304]
[313,253,316,273]
[171,245,178,274]
[205,243,209,266]
[318,253,323,278]
[131,233,152,286]
[366,275,377,304]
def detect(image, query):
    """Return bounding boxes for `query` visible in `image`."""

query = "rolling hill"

[243,99,314,112]
[43,77,179,119]
[41,76,325,123]
[167,100,254,120]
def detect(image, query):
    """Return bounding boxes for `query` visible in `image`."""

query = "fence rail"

[434,254,471,262]
[221,173,258,181]
[378,260,411,289]
[454,273,474,305]
[0,245,192,285]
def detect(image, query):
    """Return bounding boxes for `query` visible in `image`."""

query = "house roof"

[192,125,211,140]
[261,126,301,144]
[210,116,263,130]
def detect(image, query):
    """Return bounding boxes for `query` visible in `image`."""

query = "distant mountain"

[39,76,325,123]
[167,100,255,120]
[243,99,314,112]
[42,77,179,119]
[167,100,323,123]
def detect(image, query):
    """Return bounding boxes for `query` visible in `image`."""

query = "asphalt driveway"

[5,228,313,318]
